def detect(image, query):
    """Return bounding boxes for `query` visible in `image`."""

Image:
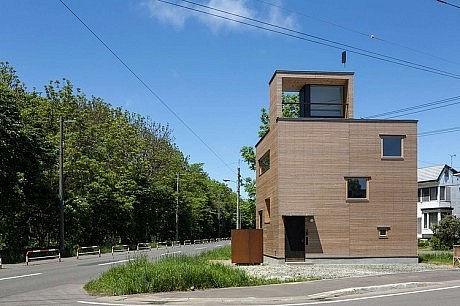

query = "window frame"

[377,226,390,239]
[264,198,271,224]
[345,176,370,202]
[258,150,270,176]
[380,135,405,160]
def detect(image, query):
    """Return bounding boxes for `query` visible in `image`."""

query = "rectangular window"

[299,85,345,118]
[423,213,428,229]
[346,177,369,200]
[440,186,446,201]
[377,226,390,239]
[441,211,451,220]
[429,212,438,229]
[420,187,439,202]
[258,210,263,229]
[258,150,270,175]
[430,187,438,201]
[417,217,422,234]
[264,198,271,224]
[381,135,405,159]
[421,188,429,201]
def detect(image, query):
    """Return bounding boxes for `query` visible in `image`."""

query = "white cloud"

[198,0,256,33]
[267,3,298,30]
[143,1,191,29]
[143,0,298,34]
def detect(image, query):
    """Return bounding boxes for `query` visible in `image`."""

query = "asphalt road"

[0,241,230,305]
[2,243,460,306]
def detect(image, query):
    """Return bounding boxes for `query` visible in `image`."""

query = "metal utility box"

[231,229,263,264]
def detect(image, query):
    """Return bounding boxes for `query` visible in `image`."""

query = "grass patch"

[418,251,452,265]
[84,246,279,296]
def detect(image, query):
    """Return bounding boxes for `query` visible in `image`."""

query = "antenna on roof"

[449,154,456,183]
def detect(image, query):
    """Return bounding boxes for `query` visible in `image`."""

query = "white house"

[417,165,460,239]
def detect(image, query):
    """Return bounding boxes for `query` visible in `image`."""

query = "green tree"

[0,63,57,260]
[1,62,241,261]
[432,216,460,249]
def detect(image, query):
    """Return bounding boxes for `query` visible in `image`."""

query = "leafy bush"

[418,239,429,249]
[429,236,449,251]
[432,216,460,249]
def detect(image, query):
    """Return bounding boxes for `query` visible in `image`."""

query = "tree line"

[0,63,254,262]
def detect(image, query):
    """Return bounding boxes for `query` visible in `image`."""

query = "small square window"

[346,177,369,200]
[377,226,390,239]
[381,135,405,159]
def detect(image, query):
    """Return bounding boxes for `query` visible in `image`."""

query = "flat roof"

[269,70,355,85]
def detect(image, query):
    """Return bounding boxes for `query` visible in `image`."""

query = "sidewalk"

[97,269,460,305]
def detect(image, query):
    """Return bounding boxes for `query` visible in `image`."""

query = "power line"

[254,0,460,67]
[418,126,460,137]
[159,0,460,80]
[58,0,236,175]
[437,0,460,9]
[365,95,460,119]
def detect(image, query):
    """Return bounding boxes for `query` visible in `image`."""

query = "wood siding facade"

[256,71,418,261]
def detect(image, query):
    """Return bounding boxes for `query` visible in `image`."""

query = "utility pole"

[223,162,242,230]
[59,117,64,252]
[58,116,75,252]
[237,165,241,229]
[176,173,179,241]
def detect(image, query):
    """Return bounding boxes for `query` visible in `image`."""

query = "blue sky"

[2,0,460,189]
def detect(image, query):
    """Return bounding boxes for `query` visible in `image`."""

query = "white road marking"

[98,259,131,266]
[195,247,207,250]
[78,301,144,305]
[0,272,43,281]
[259,284,460,305]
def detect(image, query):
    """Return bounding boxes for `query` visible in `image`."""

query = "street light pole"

[224,165,241,230]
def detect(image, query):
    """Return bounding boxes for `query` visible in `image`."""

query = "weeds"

[84,246,278,295]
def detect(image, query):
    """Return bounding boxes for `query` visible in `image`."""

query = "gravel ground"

[235,263,455,281]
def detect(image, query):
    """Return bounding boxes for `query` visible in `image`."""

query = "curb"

[307,282,437,300]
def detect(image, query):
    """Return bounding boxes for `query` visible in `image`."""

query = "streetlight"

[224,166,241,229]
[59,116,75,252]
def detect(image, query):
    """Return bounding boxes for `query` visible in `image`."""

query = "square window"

[378,226,390,239]
[346,177,369,200]
[381,135,404,158]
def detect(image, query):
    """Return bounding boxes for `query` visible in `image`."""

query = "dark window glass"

[430,187,438,201]
[382,136,402,157]
[259,150,270,175]
[347,178,367,199]
[299,85,345,118]
[421,188,429,202]
[440,186,446,201]
[310,85,344,117]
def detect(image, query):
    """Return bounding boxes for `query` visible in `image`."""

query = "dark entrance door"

[284,216,305,261]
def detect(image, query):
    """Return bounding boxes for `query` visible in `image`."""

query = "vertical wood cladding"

[256,71,417,260]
